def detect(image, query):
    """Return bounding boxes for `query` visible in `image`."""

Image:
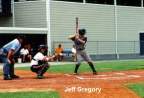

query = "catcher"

[68,29,97,75]
[30,45,55,79]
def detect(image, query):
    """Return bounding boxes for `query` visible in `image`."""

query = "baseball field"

[0,59,144,98]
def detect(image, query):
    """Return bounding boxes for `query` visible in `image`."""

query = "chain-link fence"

[53,41,143,60]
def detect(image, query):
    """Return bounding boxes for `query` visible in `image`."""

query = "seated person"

[30,45,55,79]
[71,45,77,62]
[20,45,32,62]
[27,44,33,60]
[55,44,64,61]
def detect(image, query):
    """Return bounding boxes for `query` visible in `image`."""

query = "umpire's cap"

[79,29,86,35]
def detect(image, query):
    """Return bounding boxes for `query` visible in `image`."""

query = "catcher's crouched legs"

[31,65,39,73]
[40,63,49,76]
[31,64,49,79]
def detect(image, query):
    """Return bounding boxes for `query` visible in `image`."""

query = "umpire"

[0,35,25,80]
[68,29,97,75]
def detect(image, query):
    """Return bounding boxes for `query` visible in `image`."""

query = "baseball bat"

[68,17,79,39]
[76,17,79,34]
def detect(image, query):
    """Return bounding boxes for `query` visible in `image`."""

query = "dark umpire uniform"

[69,29,97,75]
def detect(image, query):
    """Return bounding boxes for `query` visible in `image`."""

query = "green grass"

[127,83,144,98]
[1,60,144,98]
[0,91,59,98]
[17,59,144,73]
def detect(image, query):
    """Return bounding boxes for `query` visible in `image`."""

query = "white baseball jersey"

[20,48,29,55]
[30,52,45,65]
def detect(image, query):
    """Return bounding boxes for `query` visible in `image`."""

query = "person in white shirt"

[20,45,30,63]
[71,45,77,62]
[30,45,55,79]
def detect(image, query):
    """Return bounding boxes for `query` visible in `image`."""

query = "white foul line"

[75,75,142,80]
[114,73,126,75]
[64,73,143,80]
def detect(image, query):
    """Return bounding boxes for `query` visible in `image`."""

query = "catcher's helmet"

[38,45,48,50]
[79,29,86,35]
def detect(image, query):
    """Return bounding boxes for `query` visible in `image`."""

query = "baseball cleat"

[37,75,44,79]
[11,75,20,79]
[4,76,12,80]
[73,72,79,75]
[93,71,98,75]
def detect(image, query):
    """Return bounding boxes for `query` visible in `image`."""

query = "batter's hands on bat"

[75,34,79,40]
[68,34,76,40]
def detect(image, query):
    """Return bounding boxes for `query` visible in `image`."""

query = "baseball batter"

[68,29,97,75]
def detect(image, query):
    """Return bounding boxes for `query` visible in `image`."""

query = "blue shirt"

[2,39,21,53]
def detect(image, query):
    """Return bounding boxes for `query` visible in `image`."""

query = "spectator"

[27,44,33,59]
[20,44,32,63]
[71,45,77,62]
[55,44,64,61]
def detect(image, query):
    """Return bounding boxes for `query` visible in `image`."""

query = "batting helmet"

[79,29,86,35]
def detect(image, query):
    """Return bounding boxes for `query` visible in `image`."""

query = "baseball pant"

[31,63,49,76]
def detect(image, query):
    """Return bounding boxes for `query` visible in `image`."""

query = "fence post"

[115,41,119,60]
[96,41,99,55]
[133,41,136,53]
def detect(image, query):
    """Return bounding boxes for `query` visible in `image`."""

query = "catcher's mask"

[38,45,48,51]
[79,29,86,36]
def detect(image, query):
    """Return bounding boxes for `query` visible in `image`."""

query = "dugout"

[0,27,48,62]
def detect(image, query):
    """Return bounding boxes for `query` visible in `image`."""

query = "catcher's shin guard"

[31,65,38,73]
[38,63,49,76]
[40,64,49,75]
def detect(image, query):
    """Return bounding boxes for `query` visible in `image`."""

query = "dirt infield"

[0,70,144,98]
